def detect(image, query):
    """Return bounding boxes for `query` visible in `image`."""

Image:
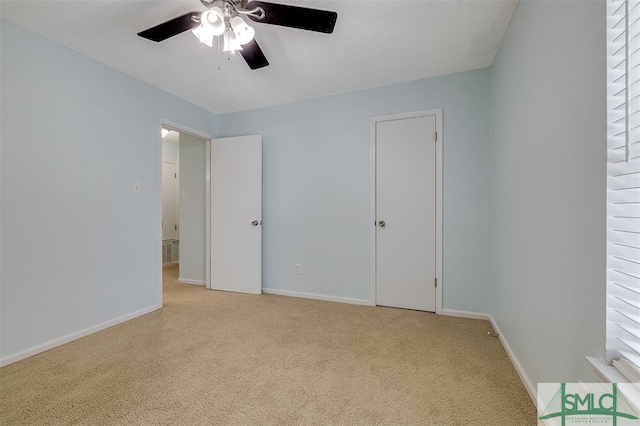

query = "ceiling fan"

[137,0,338,70]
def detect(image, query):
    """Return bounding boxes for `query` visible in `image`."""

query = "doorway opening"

[159,120,213,302]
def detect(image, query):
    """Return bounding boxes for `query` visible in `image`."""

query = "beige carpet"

[1,265,536,425]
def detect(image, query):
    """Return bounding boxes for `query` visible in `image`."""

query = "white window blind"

[606,0,640,378]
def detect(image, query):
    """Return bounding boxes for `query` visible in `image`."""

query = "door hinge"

[435,131,438,142]
[174,173,177,178]
[175,225,177,230]
[434,277,437,288]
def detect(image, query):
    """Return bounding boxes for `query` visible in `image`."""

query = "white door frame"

[369,108,443,314]
[158,118,214,303]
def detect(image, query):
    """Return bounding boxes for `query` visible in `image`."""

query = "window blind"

[606,0,640,378]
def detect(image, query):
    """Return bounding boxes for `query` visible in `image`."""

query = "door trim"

[369,109,443,314]
[158,118,214,301]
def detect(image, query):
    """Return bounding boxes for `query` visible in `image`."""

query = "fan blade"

[138,12,201,42]
[240,39,270,70]
[246,1,337,34]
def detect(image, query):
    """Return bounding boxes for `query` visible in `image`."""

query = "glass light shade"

[192,25,214,47]
[230,16,255,45]
[201,7,225,36]
[161,128,169,138]
[223,30,243,52]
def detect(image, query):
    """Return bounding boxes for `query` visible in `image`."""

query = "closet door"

[375,115,437,312]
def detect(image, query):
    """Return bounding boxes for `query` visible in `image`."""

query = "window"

[602,0,640,383]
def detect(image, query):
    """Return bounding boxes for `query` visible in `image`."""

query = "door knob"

[378,220,386,228]
[251,220,260,226]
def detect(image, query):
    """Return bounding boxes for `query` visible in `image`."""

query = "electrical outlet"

[294,264,301,274]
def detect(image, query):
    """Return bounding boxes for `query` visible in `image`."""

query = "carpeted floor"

[0,264,537,425]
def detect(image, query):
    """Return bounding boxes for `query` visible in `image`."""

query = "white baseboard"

[441,309,491,321]
[178,278,205,286]
[489,315,537,405]
[0,304,162,367]
[441,309,536,406]
[262,288,374,306]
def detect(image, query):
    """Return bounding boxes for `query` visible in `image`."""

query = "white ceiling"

[0,0,517,113]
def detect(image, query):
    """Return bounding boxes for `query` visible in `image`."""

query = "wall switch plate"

[133,182,142,194]
[294,264,301,274]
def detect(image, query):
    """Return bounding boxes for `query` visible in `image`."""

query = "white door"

[210,135,262,294]
[162,161,177,241]
[375,115,437,311]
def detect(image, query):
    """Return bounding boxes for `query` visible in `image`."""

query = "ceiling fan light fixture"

[230,16,255,45]
[223,30,243,53]
[192,24,215,47]
[201,7,225,36]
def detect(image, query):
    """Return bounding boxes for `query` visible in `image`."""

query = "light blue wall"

[178,133,206,284]
[489,0,606,385]
[220,70,492,312]
[0,20,217,360]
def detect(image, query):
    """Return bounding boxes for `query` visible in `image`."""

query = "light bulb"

[162,128,169,138]
[201,7,225,36]
[230,16,255,45]
[192,25,214,47]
